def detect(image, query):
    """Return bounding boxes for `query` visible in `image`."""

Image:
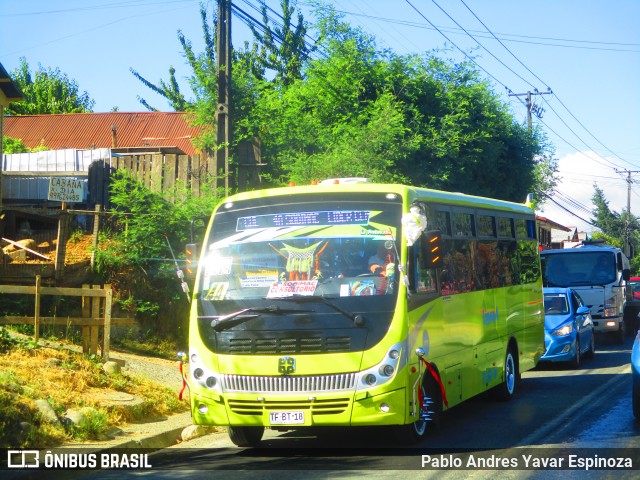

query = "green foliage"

[131,1,556,201]
[590,184,640,272]
[92,170,219,335]
[2,137,29,154]
[2,137,50,153]
[7,57,95,115]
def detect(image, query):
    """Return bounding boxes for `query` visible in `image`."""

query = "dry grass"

[0,335,188,448]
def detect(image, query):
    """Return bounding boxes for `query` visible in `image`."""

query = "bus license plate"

[269,411,305,425]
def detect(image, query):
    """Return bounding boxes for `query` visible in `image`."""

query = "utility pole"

[508,90,552,131]
[216,0,232,196]
[615,169,640,257]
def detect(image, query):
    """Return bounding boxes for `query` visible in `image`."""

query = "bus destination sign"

[237,210,370,231]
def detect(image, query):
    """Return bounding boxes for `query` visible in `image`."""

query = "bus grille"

[227,397,351,416]
[222,373,357,393]
[226,336,351,354]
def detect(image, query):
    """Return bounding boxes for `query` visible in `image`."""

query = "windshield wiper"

[269,295,365,327]
[201,306,313,332]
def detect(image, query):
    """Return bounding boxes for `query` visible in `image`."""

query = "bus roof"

[217,183,534,215]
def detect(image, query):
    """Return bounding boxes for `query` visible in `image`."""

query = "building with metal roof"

[3,111,205,156]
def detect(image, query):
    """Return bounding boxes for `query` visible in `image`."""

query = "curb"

[65,411,194,451]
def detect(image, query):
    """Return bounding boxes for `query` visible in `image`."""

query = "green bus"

[187,180,544,446]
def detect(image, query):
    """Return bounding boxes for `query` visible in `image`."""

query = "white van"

[540,242,631,343]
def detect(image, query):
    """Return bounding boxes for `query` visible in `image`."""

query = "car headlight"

[552,324,573,337]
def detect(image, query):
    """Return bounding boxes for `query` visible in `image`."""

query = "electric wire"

[403,0,511,93]
[455,0,636,169]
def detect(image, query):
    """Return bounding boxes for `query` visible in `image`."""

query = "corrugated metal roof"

[4,112,205,156]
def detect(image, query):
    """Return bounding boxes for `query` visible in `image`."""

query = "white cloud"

[538,151,630,233]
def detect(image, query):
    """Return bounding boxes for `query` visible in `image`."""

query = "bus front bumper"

[190,387,408,428]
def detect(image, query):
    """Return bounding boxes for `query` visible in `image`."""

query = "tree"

[2,137,29,154]
[7,58,94,115]
[250,6,557,201]
[591,183,640,267]
[92,170,220,334]
[2,137,49,153]
[591,184,624,237]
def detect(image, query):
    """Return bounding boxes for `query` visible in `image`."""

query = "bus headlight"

[364,374,377,386]
[380,364,395,377]
[189,348,223,393]
[356,341,406,391]
[205,376,217,388]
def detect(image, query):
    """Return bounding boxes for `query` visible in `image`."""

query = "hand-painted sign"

[48,178,85,203]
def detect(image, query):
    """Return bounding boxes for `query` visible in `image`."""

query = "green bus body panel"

[188,182,544,430]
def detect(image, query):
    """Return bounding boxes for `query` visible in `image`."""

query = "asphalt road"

[58,333,640,479]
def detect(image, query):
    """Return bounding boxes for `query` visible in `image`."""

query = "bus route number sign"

[269,411,305,425]
[48,177,85,203]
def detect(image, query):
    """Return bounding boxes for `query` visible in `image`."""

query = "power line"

[314,3,640,52]
[403,0,511,93]
[455,0,635,170]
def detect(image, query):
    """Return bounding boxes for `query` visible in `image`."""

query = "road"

[78,334,639,479]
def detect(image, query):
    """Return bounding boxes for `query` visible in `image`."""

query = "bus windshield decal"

[237,210,371,231]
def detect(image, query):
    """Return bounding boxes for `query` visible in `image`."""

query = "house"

[3,111,205,156]
[537,215,572,250]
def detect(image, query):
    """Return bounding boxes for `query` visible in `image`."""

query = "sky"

[1,0,639,234]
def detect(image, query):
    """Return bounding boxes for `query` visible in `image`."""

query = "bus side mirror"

[185,243,200,278]
[423,230,443,267]
[623,268,631,281]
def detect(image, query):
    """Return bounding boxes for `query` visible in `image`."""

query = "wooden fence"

[88,153,219,208]
[0,275,135,360]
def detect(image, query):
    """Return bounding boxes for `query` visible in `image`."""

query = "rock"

[103,361,121,375]
[35,399,60,425]
[64,407,99,427]
[94,391,145,408]
[19,421,32,432]
[46,358,62,367]
[180,424,214,442]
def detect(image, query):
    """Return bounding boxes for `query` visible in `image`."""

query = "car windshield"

[544,293,569,315]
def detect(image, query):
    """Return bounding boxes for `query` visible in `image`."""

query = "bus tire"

[491,346,518,401]
[393,374,442,445]
[228,426,264,447]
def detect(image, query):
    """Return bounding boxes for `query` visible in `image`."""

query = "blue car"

[541,287,595,367]
[632,331,640,419]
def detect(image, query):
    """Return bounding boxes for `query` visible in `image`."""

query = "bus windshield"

[198,195,403,307]
[543,251,616,287]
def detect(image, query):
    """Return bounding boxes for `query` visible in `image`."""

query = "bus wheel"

[228,426,265,447]
[394,375,442,444]
[491,347,518,401]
